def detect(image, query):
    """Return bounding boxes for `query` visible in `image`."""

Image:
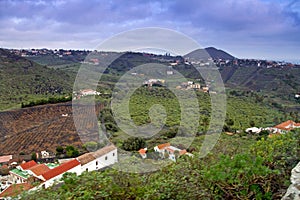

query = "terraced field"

[0,102,104,155]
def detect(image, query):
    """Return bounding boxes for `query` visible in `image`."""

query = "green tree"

[31,153,37,161]
[121,137,146,151]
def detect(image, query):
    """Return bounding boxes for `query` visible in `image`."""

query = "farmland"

[0,102,104,155]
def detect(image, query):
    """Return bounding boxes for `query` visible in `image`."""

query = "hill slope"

[0,49,74,110]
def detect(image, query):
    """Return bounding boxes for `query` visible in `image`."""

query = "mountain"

[0,49,74,110]
[184,47,235,60]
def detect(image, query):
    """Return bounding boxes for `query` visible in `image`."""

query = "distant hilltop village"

[6,48,299,69]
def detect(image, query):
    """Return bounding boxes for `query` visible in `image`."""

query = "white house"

[77,144,118,173]
[80,89,101,96]
[154,143,191,162]
[272,120,300,134]
[167,71,173,75]
[245,127,262,134]
[38,159,81,189]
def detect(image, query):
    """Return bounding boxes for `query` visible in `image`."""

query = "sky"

[0,0,300,61]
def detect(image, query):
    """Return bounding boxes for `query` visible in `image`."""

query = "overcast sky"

[0,0,300,61]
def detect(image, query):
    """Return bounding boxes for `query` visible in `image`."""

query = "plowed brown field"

[0,102,104,155]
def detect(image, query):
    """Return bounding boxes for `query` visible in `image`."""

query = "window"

[96,161,98,165]
[105,156,108,160]
[86,168,88,172]
[113,153,115,156]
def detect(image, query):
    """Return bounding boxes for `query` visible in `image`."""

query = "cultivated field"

[0,102,104,155]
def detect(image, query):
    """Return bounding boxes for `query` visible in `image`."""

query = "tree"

[56,146,64,155]
[122,137,146,151]
[31,153,37,161]
[66,146,79,158]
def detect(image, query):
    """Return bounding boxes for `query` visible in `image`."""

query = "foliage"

[121,137,146,151]
[56,146,64,155]
[21,131,299,199]
[31,153,37,161]
[65,145,79,158]
[251,130,300,187]
[21,96,72,108]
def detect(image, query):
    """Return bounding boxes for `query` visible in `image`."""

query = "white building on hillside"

[77,144,118,173]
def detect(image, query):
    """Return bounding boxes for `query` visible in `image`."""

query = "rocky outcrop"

[282,162,300,200]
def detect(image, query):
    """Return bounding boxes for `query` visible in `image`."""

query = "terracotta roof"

[42,159,80,181]
[274,120,295,130]
[157,143,170,150]
[77,153,95,165]
[28,164,50,176]
[138,149,147,154]
[92,145,117,159]
[0,155,12,163]
[19,160,37,170]
[0,183,32,198]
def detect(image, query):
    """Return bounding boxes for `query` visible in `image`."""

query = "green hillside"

[0,49,75,110]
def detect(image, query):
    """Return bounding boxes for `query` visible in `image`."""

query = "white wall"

[81,149,118,173]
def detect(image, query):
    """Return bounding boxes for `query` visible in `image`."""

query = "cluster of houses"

[73,89,101,100]
[0,145,117,198]
[143,79,165,87]
[176,81,209,92]
[9,48,90,58]
[138,143,193,162]
[245,120,300,136]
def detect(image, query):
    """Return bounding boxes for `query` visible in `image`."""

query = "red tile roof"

[41,159,80,181]
[28,164,50,176]
[19,160,37,170]
[274,120,295,130]
[138,149,147,154]
[0,183,32,198]
[157,143,170,150]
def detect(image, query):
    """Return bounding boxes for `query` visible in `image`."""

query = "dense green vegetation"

[21,96,72,108]
[20,131,299,199]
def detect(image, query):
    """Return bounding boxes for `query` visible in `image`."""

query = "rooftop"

[10,168,29,179]
[28,164,50,176]
[77,152,95,165]
[42,159,80,181]
[19,160,37,170]
[157,143,170,150]
[46,163,60,169]
[0,155,12,163]
[92,144,117,159]
[0,183,33,198]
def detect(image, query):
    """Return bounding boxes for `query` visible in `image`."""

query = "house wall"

[42,165,82,189]
[8,172,26,184]
[81,149,118,173]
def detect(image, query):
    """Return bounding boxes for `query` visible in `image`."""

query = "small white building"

[154,143,191,162]
[245,127,262,134]
[167,71,173,75]
[80,89,101,96]
[77,144,118,173]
